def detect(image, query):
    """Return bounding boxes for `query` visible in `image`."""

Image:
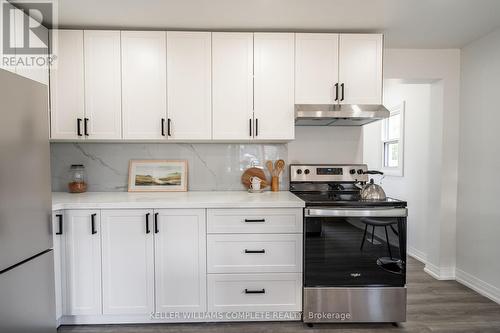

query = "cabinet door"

[212,32,254,140]
[84,30,122,139]
[52,211,65,321]
[101,210,155,315]
[0,1,15,73]
[121,31,167,139]
[50,30,85,140]
[295,33,339,104]
[64,210,101,315]
[154,209,206,313]
[166,32,211,140]
[13,9,50,84]
[339,34,383,105]
[254,33,295,140]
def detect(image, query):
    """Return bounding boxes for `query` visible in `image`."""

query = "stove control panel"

[290,164,368,183]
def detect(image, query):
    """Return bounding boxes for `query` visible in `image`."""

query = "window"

[381,102,405,176]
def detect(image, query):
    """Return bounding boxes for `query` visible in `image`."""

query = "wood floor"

[59,258,500,332]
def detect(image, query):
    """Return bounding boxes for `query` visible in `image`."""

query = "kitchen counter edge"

[52,191,305,210]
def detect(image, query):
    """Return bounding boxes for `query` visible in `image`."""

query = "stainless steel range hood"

[295,104,390,126]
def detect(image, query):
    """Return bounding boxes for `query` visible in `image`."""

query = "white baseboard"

[456,268,500,304]
[424,262,455,280]
[408,247,427,264]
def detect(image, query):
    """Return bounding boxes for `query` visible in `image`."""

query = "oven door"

[304,207,407,288]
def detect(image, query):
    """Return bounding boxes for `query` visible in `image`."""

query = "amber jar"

[68,164,87,193]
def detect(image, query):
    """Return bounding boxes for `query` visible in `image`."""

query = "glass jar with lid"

[68,164,87,193]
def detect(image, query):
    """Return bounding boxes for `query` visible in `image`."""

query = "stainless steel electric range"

[289,164,408,324]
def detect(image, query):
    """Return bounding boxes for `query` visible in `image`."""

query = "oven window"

[304,216,406,287]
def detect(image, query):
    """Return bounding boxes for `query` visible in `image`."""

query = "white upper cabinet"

[295,33,339,104]
[254,33,295,140]
[50,30,85,140]
[13,9,49,84]
[121,31,167,140]
[339,34,383,105]
[84,31,122,139]
[212,32,254,140]
[101,210,155,315]
[166,32,212,140]
[154,209,206,313]
[64,210,101,316]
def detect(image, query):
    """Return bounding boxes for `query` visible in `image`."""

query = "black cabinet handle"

[244,288,265,294]
[244,218,265,223]
[255,118,259,137]
[161,118,166,136]
[84,118,89,136]
[340,83,345,101]
[55,214,63,235]
[77,118,82,136]
[244,249,265,254]
[154,213,159,234]
[167,118,172,136]
[91,213,97,234]
[249,119,252,137]
[334,83,339,101]
[145,213,151,234]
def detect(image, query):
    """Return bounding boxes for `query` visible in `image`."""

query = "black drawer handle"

[161,118,166,136]
[91,213,97,234]
[245,288,265,294]
[244,249,265,254]
[55,214,63,235]
[244,218,266,223]
[154,213,159,234]
[84,118,89,136]
[145,213,151,234]
[77,118,83,136]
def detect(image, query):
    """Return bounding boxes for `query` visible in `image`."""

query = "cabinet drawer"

[207,234,302,273]
[208,273,302,312]
[207,208,303,234]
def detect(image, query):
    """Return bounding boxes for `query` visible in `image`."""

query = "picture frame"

[128,160,188,192]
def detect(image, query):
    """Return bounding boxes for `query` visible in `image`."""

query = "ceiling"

[26,0,500,48]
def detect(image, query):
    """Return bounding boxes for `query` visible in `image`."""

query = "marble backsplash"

[50,143,288,192]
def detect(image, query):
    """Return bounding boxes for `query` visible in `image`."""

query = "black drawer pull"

[245,288,265,294]
[154,213,159,234]
[244,249,265,254]
[77,118,82,136]
[145,213,151,234]
[55,214,63,235]
[91,213,97,234]
[244,218,265,223]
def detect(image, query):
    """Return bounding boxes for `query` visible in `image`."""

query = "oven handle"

[305,207,408,218]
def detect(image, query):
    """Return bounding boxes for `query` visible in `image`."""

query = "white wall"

[364,80,434,263]
[382,49,461,279]
[456,27,500,303]
[288,126,363,164]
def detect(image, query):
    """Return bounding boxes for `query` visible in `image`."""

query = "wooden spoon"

[266,160,274,178]
[275,159,285,177]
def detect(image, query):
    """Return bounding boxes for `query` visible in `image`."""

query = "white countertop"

[52,191,305,210]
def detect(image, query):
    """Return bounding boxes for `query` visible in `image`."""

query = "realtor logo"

[2,1,55,68]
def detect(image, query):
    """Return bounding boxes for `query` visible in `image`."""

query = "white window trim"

[381,102,405,177]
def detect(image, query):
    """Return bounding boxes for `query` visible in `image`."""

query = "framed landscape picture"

[128,160,188,192]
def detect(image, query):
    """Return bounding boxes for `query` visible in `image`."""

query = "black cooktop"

[292,192,407,208]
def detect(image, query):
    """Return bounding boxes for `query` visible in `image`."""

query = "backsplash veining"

[50,143,288,192]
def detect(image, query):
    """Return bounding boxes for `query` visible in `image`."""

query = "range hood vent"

[295,104,390,126]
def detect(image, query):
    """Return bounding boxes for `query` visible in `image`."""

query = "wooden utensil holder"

[271,176,279,192]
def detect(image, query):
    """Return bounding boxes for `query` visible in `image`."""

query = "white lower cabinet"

[64,210,102,315]
[58,207,301,323]
[207,273,302,312]
[52,211,65,322]
[154,209,206,312]
[101,210,155,315]
[207,234,302,273]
